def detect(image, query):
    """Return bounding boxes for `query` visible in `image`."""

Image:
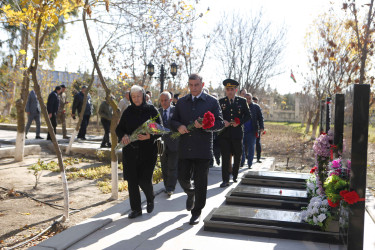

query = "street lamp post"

[147,62,178,93]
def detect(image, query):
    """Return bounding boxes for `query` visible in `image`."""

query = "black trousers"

[47,114,57,140]
[178,158,209,216]
[256,136,261,161]
[220,137,242,182]
[161,145,178,192]
[213,137,221,165]
[123,144,157,212]
[101,118,111,146]
[78,115,90,139]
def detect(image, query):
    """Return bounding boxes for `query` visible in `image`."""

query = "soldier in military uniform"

[218,79,251,187]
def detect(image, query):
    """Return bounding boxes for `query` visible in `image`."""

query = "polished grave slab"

[226,185,308,210]
[242,171,309,189]
[204,205,340,244]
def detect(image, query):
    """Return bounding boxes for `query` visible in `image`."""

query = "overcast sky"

[53,0,332,94]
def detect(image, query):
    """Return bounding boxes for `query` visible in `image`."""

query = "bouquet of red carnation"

[171,111,215,139]
[115,117,170,150]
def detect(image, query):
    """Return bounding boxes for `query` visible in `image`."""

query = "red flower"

[202,111,215,129]
[310,166,318,174]
[340,190,365,205]
[328,199,340,207]
[262,130,266,135]
[234,117,240,125]
[148,123,157,129]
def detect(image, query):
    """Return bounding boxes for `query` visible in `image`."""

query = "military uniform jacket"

[219,96,251,139]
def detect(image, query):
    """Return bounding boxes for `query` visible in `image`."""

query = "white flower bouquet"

[301,196,331,230]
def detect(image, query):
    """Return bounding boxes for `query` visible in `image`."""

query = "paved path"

[31,158,375,250]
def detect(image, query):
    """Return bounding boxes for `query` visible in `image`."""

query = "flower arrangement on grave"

[301,196,332,230]
[312,130,333,195]
[323,158,364,207]
[115,116,171,150]
[306,174,318,198]
[171,111,215,139]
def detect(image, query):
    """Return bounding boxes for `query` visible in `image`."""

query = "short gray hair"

[160,91,171,99]
[130,85,143,94]
[189,73,203,83]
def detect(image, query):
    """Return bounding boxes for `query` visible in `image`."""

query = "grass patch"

[97,179,128,194]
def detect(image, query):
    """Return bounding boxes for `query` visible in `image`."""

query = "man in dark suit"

[72,85,93,140]
[218,79,251,187]
[171,73,224,225]
[159,92,179,197]
[47,86,62,140]
[25,89,43,139]
[241,93,264,169]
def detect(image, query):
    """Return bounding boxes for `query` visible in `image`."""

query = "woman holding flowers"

[116,85,161,219]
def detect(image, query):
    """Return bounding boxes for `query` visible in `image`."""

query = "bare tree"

[215,11,286,93]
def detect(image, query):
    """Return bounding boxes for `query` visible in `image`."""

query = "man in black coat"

[159,92,179,197]
[72,85,93,140]
[218,79,251,187]
[241,93,264,168]
[171,73,224,225]
[46,86,62,140]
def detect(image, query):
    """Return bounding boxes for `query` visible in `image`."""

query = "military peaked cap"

[223,79,239,88]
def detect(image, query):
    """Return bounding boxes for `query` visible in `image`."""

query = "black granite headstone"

[341,84,370,250]
[326,97,332,133]
[320,99,326,134]
[333,94,345,157]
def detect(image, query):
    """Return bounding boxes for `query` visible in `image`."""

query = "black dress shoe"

[220,182,229,188]
[63,136,70,139]
[189,215,200,225]
[256,160,262,163]
[233,178,237,183]
[147,201,154,213]
[128,210,142,219]
[35,136,43,139]
[186,194,195,211]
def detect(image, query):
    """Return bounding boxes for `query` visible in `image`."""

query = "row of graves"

[203,84,370,249]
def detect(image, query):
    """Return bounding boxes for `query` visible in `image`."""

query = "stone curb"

[0,145,41,159]
[0,123,74,134]
[29,182,165,250]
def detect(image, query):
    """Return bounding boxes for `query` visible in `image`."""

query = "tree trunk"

[304,110,313,134]
[14,25,30,162]
[31,18,70,221]
[83,3,120,199]
[311,108,320,140]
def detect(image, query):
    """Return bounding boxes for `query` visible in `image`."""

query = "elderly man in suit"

[171,73,224,225]
[25,89,43,139]
[47,86,62,140]
[159,92,179,197]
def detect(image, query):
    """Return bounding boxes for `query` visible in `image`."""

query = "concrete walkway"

[30,158,375,250]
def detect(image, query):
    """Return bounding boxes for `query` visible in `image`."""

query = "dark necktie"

[163,109,168,125]
[230,99,233,105]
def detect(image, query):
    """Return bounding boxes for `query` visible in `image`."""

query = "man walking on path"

[218,79,251,187]
[253,96,263,163]
[57,84,69,139]
[25,89,43,139]
[98,99,113,148]
[241,93,264,169]
[47,86,62,140]
[72,86,93,140]
[159,92,179,197]
[171,73,224,225]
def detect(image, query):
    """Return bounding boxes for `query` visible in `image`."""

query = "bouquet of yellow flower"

[115,118,170,150]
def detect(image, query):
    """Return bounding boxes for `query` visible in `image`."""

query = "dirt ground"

[0,122,374,249]
[0,154,129,249]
